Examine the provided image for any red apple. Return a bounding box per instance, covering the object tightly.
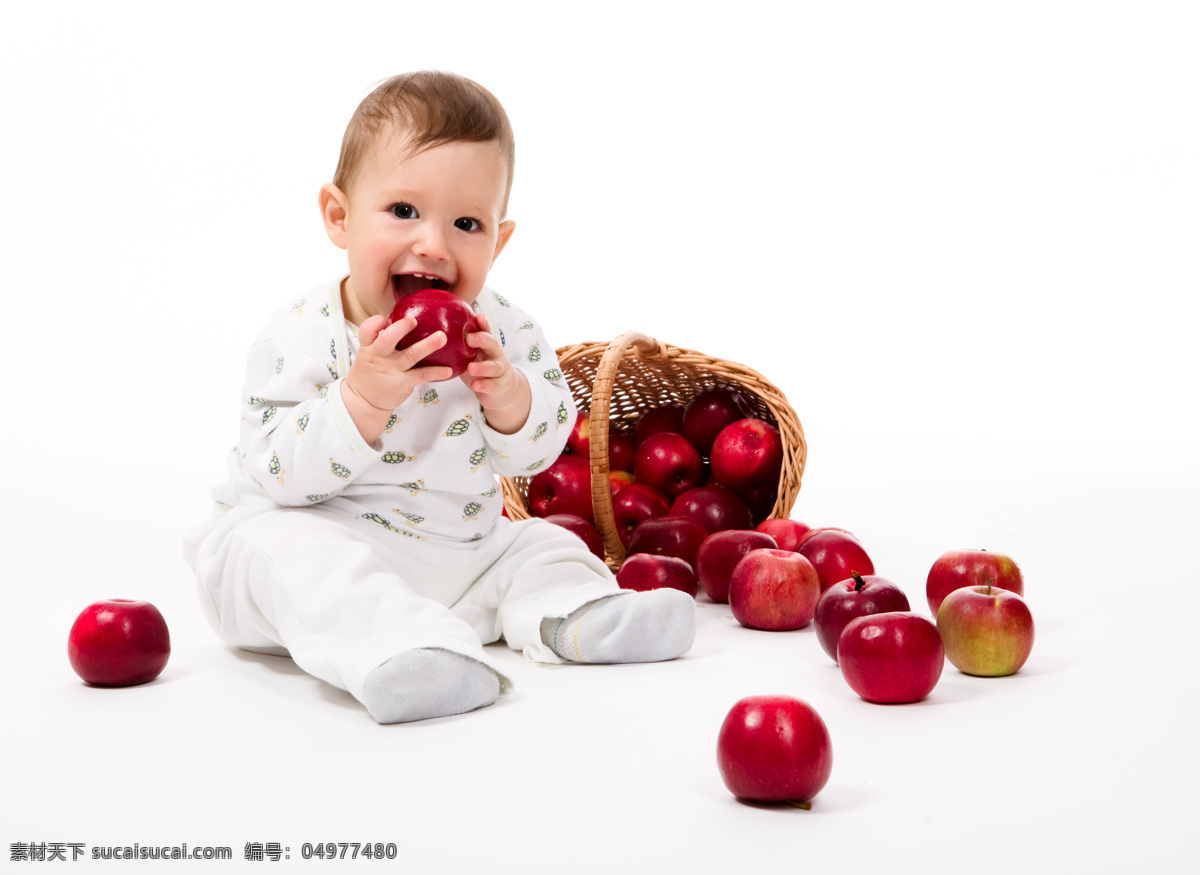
[670,484,754,534]
[626,514,709,567]
[795,526,858,549]
[695,529,778,603]
[388,288,479,378]
[527,455,594,522]
[608,432,637,473]
[67,599,171,687]
[813,571,912,663]
[710,418,783,500]
[717,695,832,808]
[611,483,672,549]
[635,403,685,446]
[682,385,755,455]
[634,432,705,498]
[755,518,812,552]
[937,584,1035,676]
[571,415,638,474]
[616,553,698,596]
[566,410,590,456]
[543,514,605,562]
[796,529,875,593]
[837,612,944,704]
[728,548,821,631]
[926,548,1024,616]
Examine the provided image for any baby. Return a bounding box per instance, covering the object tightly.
[183,71,695,723]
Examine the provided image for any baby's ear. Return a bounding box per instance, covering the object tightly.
[319,183,349,249]
[492,219,516,264]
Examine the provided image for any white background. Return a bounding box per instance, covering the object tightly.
[2,1,1196,872]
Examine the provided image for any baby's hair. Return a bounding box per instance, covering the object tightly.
[333,71,515,215]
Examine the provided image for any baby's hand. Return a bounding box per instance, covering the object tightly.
[341,315,454,440]
[463,315,531,434]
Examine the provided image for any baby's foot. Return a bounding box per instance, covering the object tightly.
[362,648,500,724]
[540,589,696,664]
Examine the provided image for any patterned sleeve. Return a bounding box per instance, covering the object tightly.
[236,297,380,506]
[473,290,576,477]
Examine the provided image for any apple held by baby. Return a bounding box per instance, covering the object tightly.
[388,288,481,378]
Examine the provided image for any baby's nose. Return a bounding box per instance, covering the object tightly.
[413,226,450,261]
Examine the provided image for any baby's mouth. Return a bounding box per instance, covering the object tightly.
[393,273,451,300]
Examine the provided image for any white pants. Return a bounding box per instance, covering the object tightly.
[184,503,620,703]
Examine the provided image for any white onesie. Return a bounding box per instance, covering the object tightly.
[184,278,621,704]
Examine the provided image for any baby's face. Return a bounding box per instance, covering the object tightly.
[334,132,514,325]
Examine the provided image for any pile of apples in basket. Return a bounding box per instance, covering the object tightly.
[524,384,1035,809]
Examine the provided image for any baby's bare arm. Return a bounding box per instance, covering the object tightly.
[462,314,531,435]
[342,315,454,444]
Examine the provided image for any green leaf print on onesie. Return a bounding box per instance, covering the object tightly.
[269,453,285,485]
[330,459,352,480]
[557,401,570,426]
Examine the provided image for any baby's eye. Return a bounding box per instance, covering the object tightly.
[391,203,418,220]
[455,217,481,232]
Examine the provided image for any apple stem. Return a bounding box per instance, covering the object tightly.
[786,800,813,810]
[986,577,995,595]
[851,571,867,592]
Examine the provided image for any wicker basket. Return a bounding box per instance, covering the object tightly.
[502,331,807,569]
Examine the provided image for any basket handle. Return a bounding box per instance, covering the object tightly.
[590,331,666,563]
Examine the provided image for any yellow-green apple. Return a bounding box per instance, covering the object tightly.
[635,403,685,446]
[717,695,832,808]
[796,529,875,592]
[814,572,911,663]
[670,484,753,534]
[612,483,672,548]
[926,548,1024,616]
[710,418,783,500]
[608,470,636,498]
[543,514,605,562]
[627,514,708,567]
[616,553,698,596]
[837,612,944,704]
[755,518,812,551]
[388,288,480,378]
[634,433,705,498]
[937,584,1034,676]
[682,385,755,455]
[67,599,171,687]
[695,529,778,603]
[528,456,594,522]
[728,548,821,631]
